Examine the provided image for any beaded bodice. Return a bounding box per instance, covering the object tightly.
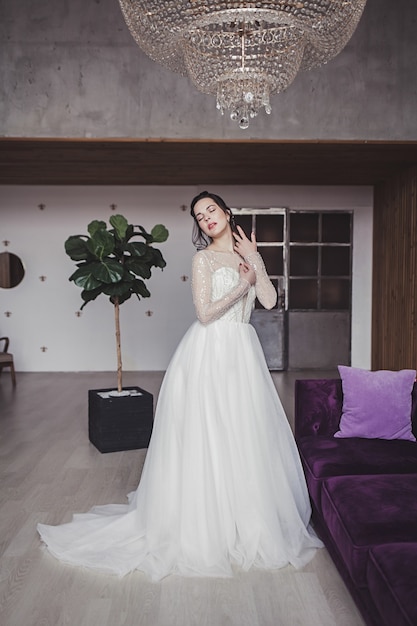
[191,249,277,325]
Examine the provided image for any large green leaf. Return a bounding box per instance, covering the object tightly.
[88,220,107,237]
[65,236,92,261]
[92,259,125,284]
[131,279,151,298]
[109,214,129,241]
[87,230,115,260]
[131,243,154,263]
[127,241,148,257]
[102,281,132,297]
[69,265,103,290]
[149,247,167,269]
[80,286,103,309]
[124,224,134,242]
[151,224,169,243]
[103,282,134,305]
[125,257,152,279]
[122,269,135,282]
[111,291,132,305]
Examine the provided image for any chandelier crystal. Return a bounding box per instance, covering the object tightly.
[118,1,368,129]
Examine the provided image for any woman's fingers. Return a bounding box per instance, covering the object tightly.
[233,225,257,257]
[234,225,257,245]
[239,262,256,284]
[235,225,250,242]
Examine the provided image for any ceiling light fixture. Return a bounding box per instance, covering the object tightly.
[118,1,368,129]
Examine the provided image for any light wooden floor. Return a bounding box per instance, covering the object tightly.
[0,371,365,626]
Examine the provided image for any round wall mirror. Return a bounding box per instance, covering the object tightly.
[0,252,25,288]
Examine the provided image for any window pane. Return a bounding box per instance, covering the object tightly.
[290,246,318,276]
[256,214,284,242]
[233,214,252,237]
[322,213,351,243]
[322,247,351,276]
[289,279,318,309]
[290,213,318,242]
[321,279,350,309]
[259,246,283,275]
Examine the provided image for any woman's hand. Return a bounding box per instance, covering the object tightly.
[233,225,257,259]
[239,262,256,285]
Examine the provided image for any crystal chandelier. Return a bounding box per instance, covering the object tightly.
[118,1,368,129]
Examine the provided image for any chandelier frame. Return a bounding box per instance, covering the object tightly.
[118,1,368,128]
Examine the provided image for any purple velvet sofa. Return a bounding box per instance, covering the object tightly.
[294,378,417,626]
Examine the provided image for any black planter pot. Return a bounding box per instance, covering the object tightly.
[88,386,153,453]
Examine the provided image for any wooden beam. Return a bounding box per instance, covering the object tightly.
[1,138,417,186]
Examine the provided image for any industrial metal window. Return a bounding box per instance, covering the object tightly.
[233,208,353,312]
[233,208,285,310]
[288,211,352,311]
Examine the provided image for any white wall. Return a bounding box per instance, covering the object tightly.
[0,185,373,372]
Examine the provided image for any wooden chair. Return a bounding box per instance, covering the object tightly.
[0,337,16,386]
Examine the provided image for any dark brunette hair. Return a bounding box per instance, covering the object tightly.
[190,190,237,249]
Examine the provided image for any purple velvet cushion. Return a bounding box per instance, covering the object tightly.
[335,366,416,441]
[321,474,417,587]
[367,543,417,626]
[298,436,417,511]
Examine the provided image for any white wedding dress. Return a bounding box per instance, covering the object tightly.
[37,249,322,581]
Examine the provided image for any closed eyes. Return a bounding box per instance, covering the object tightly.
[196,205,217,222]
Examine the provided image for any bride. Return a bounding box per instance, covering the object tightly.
[37,190,322,581]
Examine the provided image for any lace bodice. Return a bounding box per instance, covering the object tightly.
[191,249,277,324]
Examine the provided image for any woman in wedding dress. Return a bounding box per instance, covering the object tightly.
[37,191,322,581]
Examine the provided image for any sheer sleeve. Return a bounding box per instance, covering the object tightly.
[245,252,277,310]
[191,252,251,324]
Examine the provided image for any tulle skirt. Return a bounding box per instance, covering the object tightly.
[38,319,322,581]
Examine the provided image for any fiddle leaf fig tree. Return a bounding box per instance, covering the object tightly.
[65,214,169,395]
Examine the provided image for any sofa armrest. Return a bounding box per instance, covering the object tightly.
[412,382,417,437]
[294,379,343,439]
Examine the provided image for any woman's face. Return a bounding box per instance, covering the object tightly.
[192,197,230,239]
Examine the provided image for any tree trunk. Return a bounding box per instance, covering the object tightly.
[114,297,123,393]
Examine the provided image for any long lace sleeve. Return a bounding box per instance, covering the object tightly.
[192,252,251,324]
[245,252,277,310]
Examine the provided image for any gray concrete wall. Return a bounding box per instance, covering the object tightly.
[1,0,416,140]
